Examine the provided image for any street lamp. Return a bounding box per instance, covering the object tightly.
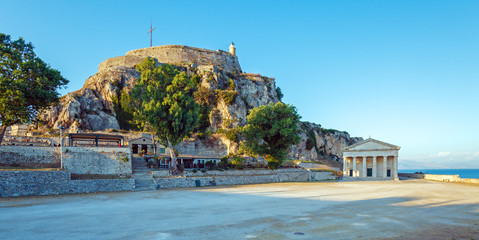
[59,125,64,169]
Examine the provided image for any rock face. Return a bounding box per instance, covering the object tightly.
[36,45,361,160]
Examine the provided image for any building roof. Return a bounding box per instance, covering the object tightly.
[68,133,124,141]
[158,154,222,159]
[343,138,400,152]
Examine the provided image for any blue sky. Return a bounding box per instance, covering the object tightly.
[1,0,478,169]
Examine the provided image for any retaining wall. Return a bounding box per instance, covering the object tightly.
[153,168,311,189]
[63,147,132,174]
[310,171,337,181]
[0,146,60,168]
[153,169,310,180]
[0,171,134,198]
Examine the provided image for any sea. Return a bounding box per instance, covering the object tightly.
[400,169,479,179]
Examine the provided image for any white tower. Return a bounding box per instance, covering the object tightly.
[229,42,236,55]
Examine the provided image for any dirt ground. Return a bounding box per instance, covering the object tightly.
[0,179,478,240]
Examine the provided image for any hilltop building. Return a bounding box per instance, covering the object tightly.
[342,138,400,180]
[229,42,236,55]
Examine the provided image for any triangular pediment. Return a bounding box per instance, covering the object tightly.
[343,138,400,151]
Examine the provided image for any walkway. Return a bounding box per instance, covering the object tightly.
[0,180,478,239]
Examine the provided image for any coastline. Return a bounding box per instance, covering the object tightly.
[399,172,479,184]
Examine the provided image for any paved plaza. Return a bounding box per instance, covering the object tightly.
[1,179,478,239]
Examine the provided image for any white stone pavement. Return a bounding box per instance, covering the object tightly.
[0,180,478,240]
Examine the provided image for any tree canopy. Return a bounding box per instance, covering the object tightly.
[132,58,200,174]
[242,102,301,169]
[0,33,68,143]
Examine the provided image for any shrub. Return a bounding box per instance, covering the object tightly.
[194,85,214,105]
[218,156,230,169]
[205,160,215,169]
[228,79,235,90]
[231,155,246,169]
[215,89,238,105]
[275,87,283,101]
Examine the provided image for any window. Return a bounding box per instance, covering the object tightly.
[159,148,165,153]
[367,168,372,177]
[349,170,353,177]
[387,169,391,177]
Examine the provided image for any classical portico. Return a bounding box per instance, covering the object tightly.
[342,138,400,180]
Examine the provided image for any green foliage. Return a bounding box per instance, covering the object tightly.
[320,127,348,135]
[112,89,138,130]
[192,85,213,134]
[275,87,283,101]
[132,58,200,161]
[214,89,238,105]
[195,104,211,134]
[241,102,301,169]
[306,129,319,153]
[228,79,235,90]
[0,33,68,128]
[230,154,246,169]
[225,127,241,143]
[194,85,214,105]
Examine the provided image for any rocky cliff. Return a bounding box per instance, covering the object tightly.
[36,45,361,161]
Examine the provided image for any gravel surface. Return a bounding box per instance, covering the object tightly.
[1,179,478,239]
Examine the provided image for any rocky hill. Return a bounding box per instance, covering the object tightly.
[35,45,362,161]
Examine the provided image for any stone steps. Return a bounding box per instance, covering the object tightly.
[133,173,156,191]
[132,157,149,172]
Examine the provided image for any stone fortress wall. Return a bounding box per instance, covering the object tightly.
[63,147,132,175]
[0,146,132,175]
[98,45,242,73]
[0,146,60,168]
[0,171,134,198]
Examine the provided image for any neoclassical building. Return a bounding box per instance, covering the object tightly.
[342,138,400,180]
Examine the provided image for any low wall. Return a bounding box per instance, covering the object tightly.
[0,171,134,198]
[310,171,336,181]
[63,147,131,174]
[0,146,60,168]
[153,168,310,189]
[399,173,479,184]
[298,162,340,171]
[153,169,309,180]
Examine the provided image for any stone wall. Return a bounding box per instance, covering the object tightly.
[99,45,242,73]
[0,146,60,168]
[153,168,311,189]
[63,147,132,174]
[0,171,134,198]
[310,171,337,181]
[399,173,479,184]
[298,162,340,171]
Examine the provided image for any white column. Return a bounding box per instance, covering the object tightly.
[362,156,367,177]
[393,156,398,179]
[343,156,348,176]
[352,157,357,177]
[383,156,388,177]
[373,156,377,177]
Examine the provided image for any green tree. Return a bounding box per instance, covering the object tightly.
[132,58,200,174]
[242,102,301,169]
[0,33,68,144]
